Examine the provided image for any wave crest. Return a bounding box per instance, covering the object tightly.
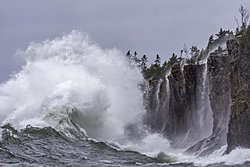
[0,31,144,142]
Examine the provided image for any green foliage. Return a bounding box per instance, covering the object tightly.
[143,53,181,80]
[169,53,178,65]
[239,25,250,51]
[143,54,163,79]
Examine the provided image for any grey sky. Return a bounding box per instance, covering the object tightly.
[1,0,250,82]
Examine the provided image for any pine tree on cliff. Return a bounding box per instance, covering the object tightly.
[129,51,140,64]
[126,50,131,59]
[180,49,183,58]
[154,54,161,67]
[169,53,178,65]
[140,55,148,71]
[162,60,168,69]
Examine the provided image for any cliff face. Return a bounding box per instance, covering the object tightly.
[145,63,212,148]
[144,28,250,155]
[226,39,250,153]
[167,63,213,147]
[144,76,169,131]
[187,51,231,156]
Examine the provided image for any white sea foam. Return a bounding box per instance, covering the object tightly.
[191,146,250,166]
[120,132,171,157]
[0,31,144,142]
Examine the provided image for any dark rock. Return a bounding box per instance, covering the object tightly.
[167,63,212,148]
[225,39,250,153]
[144,29,250,156]
[145,63,212,148]
[187,52,231,156]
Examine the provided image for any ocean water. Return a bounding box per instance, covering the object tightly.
[0,31,250,167]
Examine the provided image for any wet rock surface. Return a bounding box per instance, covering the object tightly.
[226,39,250,153]
[144,30,250,156]
[187,51,231,156]
[145,63,212,148]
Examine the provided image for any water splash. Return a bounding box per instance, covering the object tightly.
[0,31,144,142]
[193,146,250,166]
[155,78,163,107]
[199,60,213,132]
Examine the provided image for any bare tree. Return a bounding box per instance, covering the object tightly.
[239,5,249,27]
[234,16,240,28]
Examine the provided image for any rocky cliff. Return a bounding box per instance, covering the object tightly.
[225,38,250,153]
[144,62,212,148]
[187,50,231,156]
[143,26,250,155]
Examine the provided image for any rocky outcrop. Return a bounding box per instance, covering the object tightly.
[187,51,231,156]
[225,39,250,153]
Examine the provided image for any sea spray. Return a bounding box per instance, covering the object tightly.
[191,147,250,166]
[0,31,145,142]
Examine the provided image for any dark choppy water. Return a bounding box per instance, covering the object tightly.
[0,124,179,167]
[0,125,249,167]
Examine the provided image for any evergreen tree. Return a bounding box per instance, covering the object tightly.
[134,51,137,57]
[126,50,131,59]
[180,49,183,57]
[209,35,214,43]
[162,60,168,69]
[140,55,148,70]
[215,28,226,38]
[131,51,140,64]
[154,54,161,67]
[169,53,178,65]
